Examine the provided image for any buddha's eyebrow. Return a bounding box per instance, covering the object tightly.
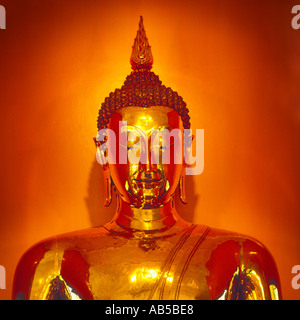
[126,126,172,136]
[149,126,171,132]
[125,125,135,131]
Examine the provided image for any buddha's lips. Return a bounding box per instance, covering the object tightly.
[134,178,162,183]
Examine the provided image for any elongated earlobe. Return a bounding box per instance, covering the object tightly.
[102,163,113,207]
[179,174,188,204]
[94,137,113,207]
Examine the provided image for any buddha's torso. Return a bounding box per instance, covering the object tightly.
[14,222,279,300]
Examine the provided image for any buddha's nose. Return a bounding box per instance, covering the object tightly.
[139,161,157,177]
[138,169,153,180]
[137,154,161,180]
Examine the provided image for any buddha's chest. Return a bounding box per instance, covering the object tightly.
[84,236,211,300]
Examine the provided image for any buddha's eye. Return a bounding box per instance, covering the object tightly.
[159,142,174,150]
[127,146,134,151]
[127,143,139,151]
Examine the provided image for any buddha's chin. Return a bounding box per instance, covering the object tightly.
[127,187,167,209]
[133,199,163,209]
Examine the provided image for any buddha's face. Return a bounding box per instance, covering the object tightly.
[107,106,184,208]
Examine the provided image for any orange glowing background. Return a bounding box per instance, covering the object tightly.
[0,0,299,300]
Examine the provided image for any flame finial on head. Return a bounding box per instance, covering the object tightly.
[97,16,191,131]
[130,16,153,70]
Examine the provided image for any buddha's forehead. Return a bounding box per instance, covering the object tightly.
[109,106,182,131]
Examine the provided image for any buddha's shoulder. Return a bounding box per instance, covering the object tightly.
[13,227,109,299]
[15,226,111,268]
[193,225,277,268]
[205,226,262,243]
[202,226,271,253]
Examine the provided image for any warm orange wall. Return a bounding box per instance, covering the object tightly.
[0,0,299,300]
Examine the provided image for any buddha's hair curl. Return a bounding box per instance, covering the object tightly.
[97,69,191,131]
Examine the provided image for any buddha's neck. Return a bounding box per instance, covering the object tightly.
[112,194,185,232]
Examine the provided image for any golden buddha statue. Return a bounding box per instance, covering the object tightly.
[12,17,281,300]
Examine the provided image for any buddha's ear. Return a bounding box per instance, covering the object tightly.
[179,152,189,205]
[179,169,188,205]
[103,165,113,207]
[93,137,113,207]
[93,137,100,148]
[179,133,196,205]
[100,160,113,207]
[183,133,194,167]
[94,138,105,165]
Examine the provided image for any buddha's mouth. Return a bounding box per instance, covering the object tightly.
[134,178,164,190]
[134,178,162,183]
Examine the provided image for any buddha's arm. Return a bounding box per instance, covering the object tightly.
[226,239,281,300]
[12,241,67,300]
[226,264,280,300]
[13,242,93,300]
